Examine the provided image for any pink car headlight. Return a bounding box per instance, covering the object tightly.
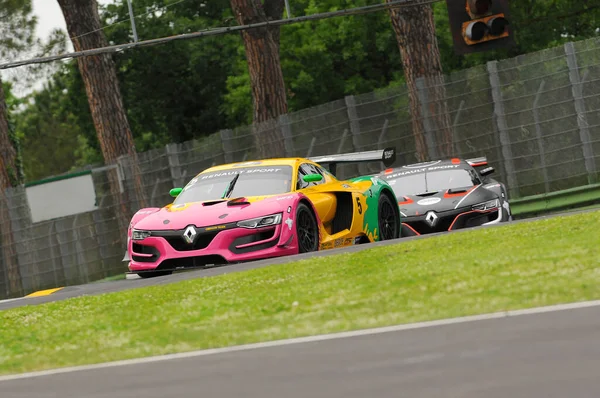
[132,229,151,240]
[236,213,282,229]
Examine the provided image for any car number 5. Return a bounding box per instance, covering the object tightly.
[356,197,362,214]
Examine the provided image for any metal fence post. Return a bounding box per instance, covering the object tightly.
[452,100,465,155]
[564,41,597,185]
[47,221,64,289]
[344,95,368,175]
[337,129,348,154]
[72,214,89,283]
[415,77,439,161]
[532,80,550,193]
[487,60,519,198]
[278,114,295,157]
[305,137,317,157]
[165,143,182,187]
[219,129,235,164]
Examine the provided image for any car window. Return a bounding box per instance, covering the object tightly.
[385,167,481,198]
[175,165,293,204]
[297,163,326,189]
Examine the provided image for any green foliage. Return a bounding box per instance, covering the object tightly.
[0,0,37,186]
[1,81,25,186]
[0,0,36,57]
[224,0,402,122]
[5,104,24,186]
[15,67,101,181]
[103,0,240,147]
[434,0,600,70]
[11,0,600,182]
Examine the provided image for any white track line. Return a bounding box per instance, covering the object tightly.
[1,299,600,382]
[0,298,24,304]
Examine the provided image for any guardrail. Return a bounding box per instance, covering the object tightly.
[510,183,600,218]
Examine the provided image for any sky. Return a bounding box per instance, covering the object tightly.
[32,0,68,40]
[32,0,114,43]
[7,0,114,96]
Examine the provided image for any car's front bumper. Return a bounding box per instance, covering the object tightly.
[127,223,297,272]
[401,206,504,236]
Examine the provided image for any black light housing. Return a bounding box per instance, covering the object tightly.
[445,0,514,54]
[487,15,509,35]
[467,0,492,16]
[465,21,487,40]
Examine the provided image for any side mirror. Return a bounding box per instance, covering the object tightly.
[479,166,495,176]
[169,187,183,197]
[302,174,323,183]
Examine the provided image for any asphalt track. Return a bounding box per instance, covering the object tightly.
[2,302,600,397]
[1,207,597,311]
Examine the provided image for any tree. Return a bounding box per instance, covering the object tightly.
[102,0,239,145]
[387,0,453,161]
[13,0,600,179]
[0,77,23,297]
[229,0,288,157]
[225,0,402,123]
[0,0,38,297]
[0,81,22,188]
[16,74,90,181]
[56,0,147,239]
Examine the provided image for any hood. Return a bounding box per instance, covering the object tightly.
[133,195,292,231]
[397,184,498,217]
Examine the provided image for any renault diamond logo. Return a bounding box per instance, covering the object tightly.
[425,211,438,227]
[183,225,197,244]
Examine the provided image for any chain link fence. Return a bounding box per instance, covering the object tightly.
[1,37,599,299]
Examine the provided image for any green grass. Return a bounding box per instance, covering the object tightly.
[2,210,600,375]
[515,202,600,220]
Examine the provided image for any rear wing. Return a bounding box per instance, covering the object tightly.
[465,156,495,176]
[465,156,488,167]
[309,147,396,175]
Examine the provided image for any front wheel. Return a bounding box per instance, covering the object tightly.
[378,193,400,241]
[502,199,513,222]
[296,203,319,253]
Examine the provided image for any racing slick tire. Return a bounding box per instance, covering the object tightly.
[136,270,173,278]
[377,193,400,241]
[296,202,319,253]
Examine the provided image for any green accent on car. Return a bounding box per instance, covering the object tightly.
[363,187,381,241]
[169,187,183,197]
[303,173,323,183]
[349,175,400,242]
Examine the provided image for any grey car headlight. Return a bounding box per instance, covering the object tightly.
[132,229,151,240]
[472,199,500,211]
[237,213,282,229]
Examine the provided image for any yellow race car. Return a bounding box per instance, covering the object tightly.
[125,148,401,276]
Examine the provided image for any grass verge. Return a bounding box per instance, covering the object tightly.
[1,210,599,375]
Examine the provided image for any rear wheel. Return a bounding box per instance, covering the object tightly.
[296,203,319,253]
[378,193,400,241]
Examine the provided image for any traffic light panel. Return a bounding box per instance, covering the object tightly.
[446,0,514,54]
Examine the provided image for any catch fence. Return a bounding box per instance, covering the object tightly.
[1,37,599,299]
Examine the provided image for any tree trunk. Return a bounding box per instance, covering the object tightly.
[57,0,147,240]
[387,1,453,161]
[0,76,22,298]
[230,0,287,158]
[0,79,17,187]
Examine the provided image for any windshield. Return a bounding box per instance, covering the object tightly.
[386,168,481,198]
[174,165,293,204]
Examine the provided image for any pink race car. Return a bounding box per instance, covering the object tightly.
[123,149,399,278]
